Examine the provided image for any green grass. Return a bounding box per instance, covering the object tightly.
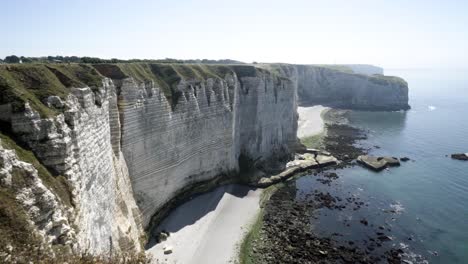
[0,64,70,117]
[238,184,282,264]
[369,74,407,86]
[238,210,264,264]
[313,64,354,74]
[0,187,41,250]
[0,62,288,116]
[0,132,68,253]
[46,64,103,90]
[230,65,258,78]
[300,131,325,149]
[0,63,106,117]
[93,63,236,109]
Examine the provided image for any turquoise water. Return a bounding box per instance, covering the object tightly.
[297,69,468,263]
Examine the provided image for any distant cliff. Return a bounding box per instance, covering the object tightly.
[0,62,408,257]
[262,64,409,110]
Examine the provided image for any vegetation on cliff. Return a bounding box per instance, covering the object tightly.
[0,62,246,116]
[0,132,149,263]
[0,132,72,206]
[0,61,407,118]
[0,132,68,260]
[0,64,104,117]
[92,63,238,109]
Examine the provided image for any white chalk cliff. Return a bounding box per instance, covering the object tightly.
[0,63,408,255]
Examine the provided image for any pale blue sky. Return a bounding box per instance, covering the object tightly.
[1,0,467,68]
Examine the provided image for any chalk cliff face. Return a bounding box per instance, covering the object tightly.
[112,66,297,227]
[264,64,410,110]
[296,65,409,110]
[2,81,143,254]
[0,62,408,255]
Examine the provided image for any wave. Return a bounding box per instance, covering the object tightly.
[390,201,405,214]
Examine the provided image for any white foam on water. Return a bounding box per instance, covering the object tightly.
[428,105,436,111]
[390,201,405,214]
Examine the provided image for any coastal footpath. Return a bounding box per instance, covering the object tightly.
[0,63,409,259]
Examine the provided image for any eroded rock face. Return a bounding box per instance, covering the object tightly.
[118,70,297,226]
[0,141,74,246]
[7,81,143,254]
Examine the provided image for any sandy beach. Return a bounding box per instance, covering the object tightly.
[297,105,328,138]
[147,184,262,264]
[146,106,328,264]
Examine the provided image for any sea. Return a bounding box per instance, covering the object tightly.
[296,69,468,263]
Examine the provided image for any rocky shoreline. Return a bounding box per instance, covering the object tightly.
[243,111,410,264]
[250,182,404,264]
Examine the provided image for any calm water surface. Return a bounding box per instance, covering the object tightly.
[296,69,468,263]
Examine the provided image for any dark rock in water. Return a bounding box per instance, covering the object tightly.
[377,235,392,242]
[379,157,400,167]
[357,155,387,171]
[400,157,410,162]
[378,157,398,166]
[357,155,400,171]
[360,219,369,226]
[451,153,468,161]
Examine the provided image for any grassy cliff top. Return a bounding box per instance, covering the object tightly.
[261,63,407,87]
[0,62,405,118]
[368,74,408,86]
[92,63,237,105]
[0,64,103,117]
[0,63,271,117]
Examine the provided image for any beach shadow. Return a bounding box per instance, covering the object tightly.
[145,184,255,249]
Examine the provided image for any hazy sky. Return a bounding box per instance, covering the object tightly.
[1,0,467,68]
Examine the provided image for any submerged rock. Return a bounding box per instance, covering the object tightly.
[400,157,410,162]
[451,153,468,161]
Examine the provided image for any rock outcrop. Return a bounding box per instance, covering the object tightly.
[0,140,74,247]
[0,62,409,255]
[357,155,401,171]
[451,153,468,160]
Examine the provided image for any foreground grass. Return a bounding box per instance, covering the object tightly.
[0,247,149,264]
[238,184,283,264]
[238,209,264,264]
